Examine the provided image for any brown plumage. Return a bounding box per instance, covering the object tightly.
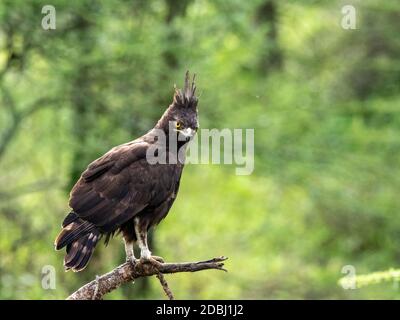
[55,71,199,271]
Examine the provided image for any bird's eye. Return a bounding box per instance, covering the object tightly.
[176,122,183,129]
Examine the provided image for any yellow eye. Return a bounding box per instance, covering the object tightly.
[176,122,182,129]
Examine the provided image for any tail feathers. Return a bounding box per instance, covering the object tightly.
[64,231,100,272]
[62,211,79,227]
[54,219,95,250]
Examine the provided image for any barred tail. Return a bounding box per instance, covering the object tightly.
[54,213,100,272]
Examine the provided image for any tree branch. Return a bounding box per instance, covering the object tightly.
[156,272,174,300]
[67,256,228,300]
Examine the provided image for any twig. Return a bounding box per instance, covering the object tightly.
[156,272,174,300]
[67,256,228,300]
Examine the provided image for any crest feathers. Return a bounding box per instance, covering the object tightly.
[172,70,198,109]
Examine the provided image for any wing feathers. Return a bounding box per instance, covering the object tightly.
[62,211,78,227]
[82,161,113,182]
[59,141,161,271]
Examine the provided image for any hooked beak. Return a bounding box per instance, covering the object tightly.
[177,128,196,142]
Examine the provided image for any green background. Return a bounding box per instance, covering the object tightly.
[0,0,399,299]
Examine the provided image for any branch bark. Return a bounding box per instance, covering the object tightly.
[67,256,228,300]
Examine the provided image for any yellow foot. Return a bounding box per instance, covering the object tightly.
[140,256,163,268]
[151,255,165,263]
[126,256,139,266]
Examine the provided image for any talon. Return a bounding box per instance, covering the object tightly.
[140,256,163,268]
[151,255,165,263]
[127,256,138,266]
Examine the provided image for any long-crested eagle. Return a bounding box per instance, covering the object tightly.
[55,71,199,271]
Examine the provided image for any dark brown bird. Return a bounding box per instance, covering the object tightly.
[55,71,199,271]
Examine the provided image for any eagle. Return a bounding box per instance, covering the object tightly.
[55,71,199,272]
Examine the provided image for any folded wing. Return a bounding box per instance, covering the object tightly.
[69,141,152,232]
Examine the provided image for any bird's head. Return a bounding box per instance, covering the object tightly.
[156,71,199,142]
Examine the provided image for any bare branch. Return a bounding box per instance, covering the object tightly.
[156,272,174,300]
[67,256,228,300]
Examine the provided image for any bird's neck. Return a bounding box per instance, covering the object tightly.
[154,106,173,130]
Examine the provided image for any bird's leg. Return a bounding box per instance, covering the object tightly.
[123,237,137,265]
[134,217,164,266]
[134,217,151,259]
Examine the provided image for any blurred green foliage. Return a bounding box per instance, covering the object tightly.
[0,0,400,299]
